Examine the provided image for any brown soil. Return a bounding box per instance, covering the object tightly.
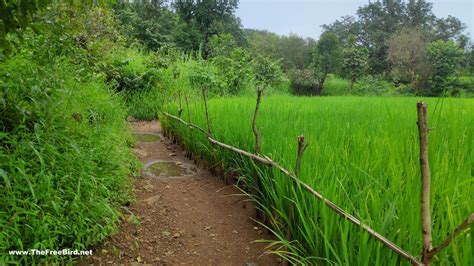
[81,120,278,265]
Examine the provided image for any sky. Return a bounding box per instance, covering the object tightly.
[236,0,474,40]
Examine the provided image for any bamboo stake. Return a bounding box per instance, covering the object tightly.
[252,89,263,154]
[161,111,423,265]
[417,102,433,265]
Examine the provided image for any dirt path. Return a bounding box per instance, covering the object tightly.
[83,120,277,265]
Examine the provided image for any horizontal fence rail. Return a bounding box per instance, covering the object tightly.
[161,110,423,265]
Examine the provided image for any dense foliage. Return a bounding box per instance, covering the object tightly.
[0,4,139,264]
[323,0,471,95]
[426,40,465,96]
[245,0,473,96]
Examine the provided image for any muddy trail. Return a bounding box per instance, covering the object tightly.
[83,120,278,265]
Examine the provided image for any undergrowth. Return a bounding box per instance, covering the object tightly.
[0,5,139,264]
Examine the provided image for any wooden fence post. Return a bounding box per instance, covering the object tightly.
[417,102,433,265]
[184,94,193,158]
[177,91,183,118]
[285,135,307,265]
[416,102,474,265]
[252,89,263,154]
[202,87,212,137]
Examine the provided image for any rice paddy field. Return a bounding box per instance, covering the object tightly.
[161,96,473,265]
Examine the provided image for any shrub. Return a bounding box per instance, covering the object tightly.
[323,74,351,95]
[0,56,138,264]
[455,75,474,97]
[0,5,139,264]
[353,75,396,95]
[288,68,320,95]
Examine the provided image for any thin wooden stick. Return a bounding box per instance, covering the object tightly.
[162,111,209,137]
[252,89,263,154]
[161,111,422,265]
[295,135,307,177]
[184,94,193,150]
[208,137,271,165]
[425,213,474,261]
[202,87,212,137]
[162,111,270,164]
[285,135,307,265]
[177,91,183,118]
[417,102,433,265]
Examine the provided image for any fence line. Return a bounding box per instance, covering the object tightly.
[161,110,423,265]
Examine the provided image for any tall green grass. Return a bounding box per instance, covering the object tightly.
[0,53,139,265]
[161,96,473,265]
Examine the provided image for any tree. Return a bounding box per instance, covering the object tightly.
[245,29,315,71]
[245,29,280,61]
[426,40,464,95]
[173,0,244,55]
[312,32,342,94]
[250,54,286,154]
[342,39,368,89]
[288,68,320,95]
[278,33,315,70]
[1,0,52,56]
[207,33,237,58]
[434,15,466,42]
[404,0,435,29]
[113,1,180,51]
[252,54,285,93]
[387,27,430,94]
[211,45,254,95]
[469,44,474,73]
[322,16,361,46]
[323,0,468,76]
[356,0,405,74]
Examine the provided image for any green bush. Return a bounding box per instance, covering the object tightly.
[0,55,138,264]
[455,76,474,97]
[0,4,139,264]
[323,74,351,95]
[100,47,157,92]
[353,75,396,95]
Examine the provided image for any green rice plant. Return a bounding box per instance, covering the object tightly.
[161,95,473,265]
